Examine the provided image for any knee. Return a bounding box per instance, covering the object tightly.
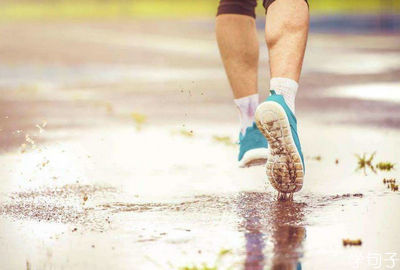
[217,0,258,19]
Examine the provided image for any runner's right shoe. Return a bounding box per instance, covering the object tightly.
[255,90,305,199]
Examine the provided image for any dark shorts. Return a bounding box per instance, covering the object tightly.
[217,0,308,18]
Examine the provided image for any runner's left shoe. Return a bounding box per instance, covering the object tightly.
[238,123,269,168]
[255,90,305,199]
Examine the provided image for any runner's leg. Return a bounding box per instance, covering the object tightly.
[216,1,269,167]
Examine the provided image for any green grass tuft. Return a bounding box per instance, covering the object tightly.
[376,162,395,172]
[355,152,376,175]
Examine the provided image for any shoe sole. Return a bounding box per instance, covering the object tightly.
[255,101,304,195]
[238,148,269,168]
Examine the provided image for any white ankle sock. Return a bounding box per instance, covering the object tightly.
[270,77,298,113]
[234,94,259,135]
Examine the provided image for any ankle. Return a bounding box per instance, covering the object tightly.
[270,77,298,113]
[234,94,259,135]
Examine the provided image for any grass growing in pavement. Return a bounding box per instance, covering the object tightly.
[1,0,399,21]
[179,266,217,270]
[179,129,194,137]
[212,135,236,147]
[130,112,147,130]
[376,161,395,172]
[355,152,376,175]
[356,152,396,175]
[178,249,233,270]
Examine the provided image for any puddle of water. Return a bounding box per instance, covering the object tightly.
[0,122,399,269]
[0,186,381,270]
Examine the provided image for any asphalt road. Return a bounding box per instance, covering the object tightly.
[0,20,399,270]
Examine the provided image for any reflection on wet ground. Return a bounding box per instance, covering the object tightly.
[237,192,305,270]
[0,183,370,269]
[0,184,364,225]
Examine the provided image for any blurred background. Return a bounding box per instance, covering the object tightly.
[1,0,399,145]
[1,0,400,32]
[1,0,399,29]
[1,0,400,21]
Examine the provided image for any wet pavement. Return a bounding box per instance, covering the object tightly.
[0,20,400,269]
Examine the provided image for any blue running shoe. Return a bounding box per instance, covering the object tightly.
[238,122,269,168]
[255,90,305,196]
